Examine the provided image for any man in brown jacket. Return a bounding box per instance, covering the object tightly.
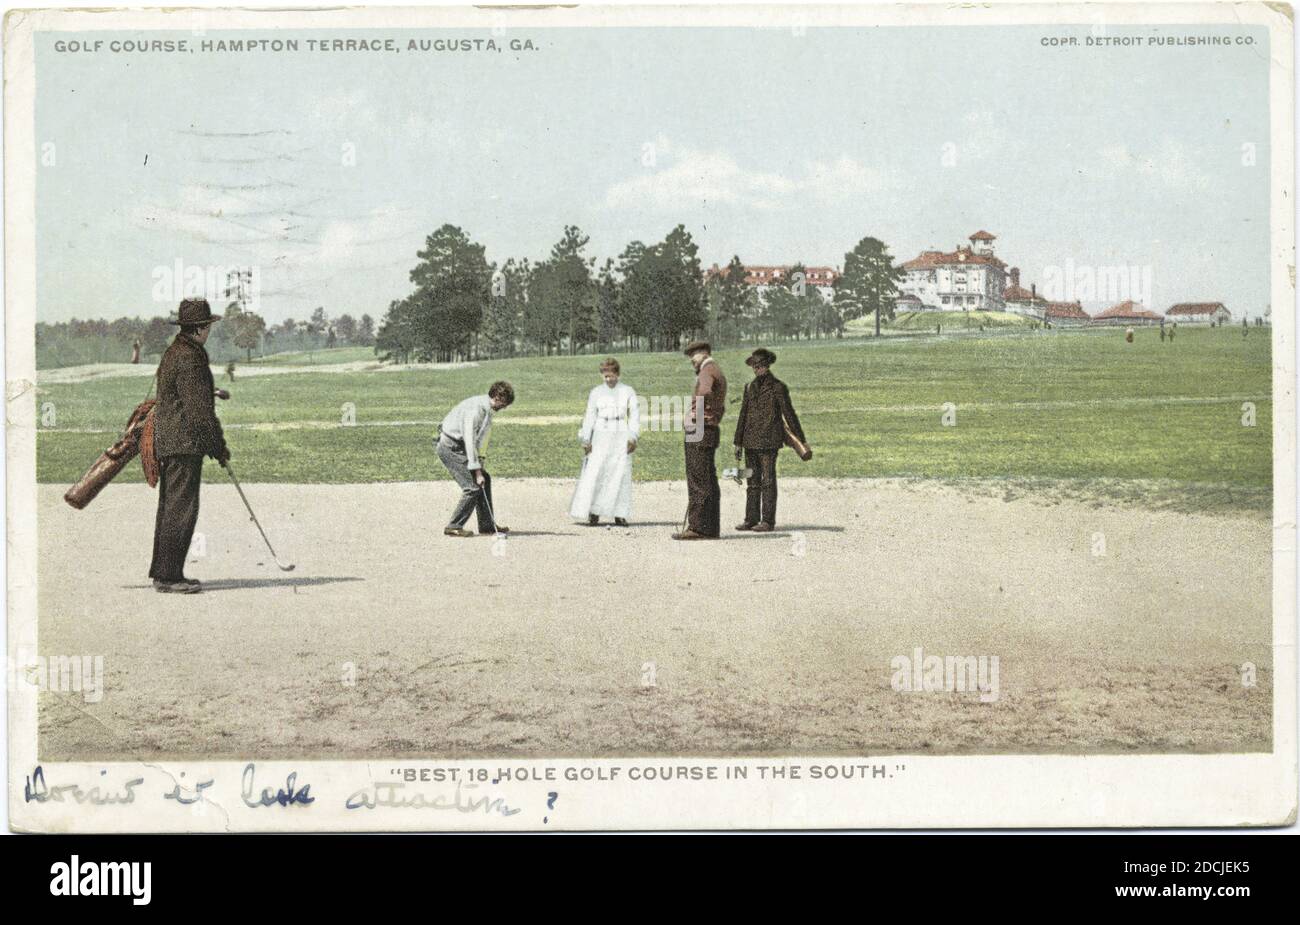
[733,348,806,532]
[149,298,229,593]
[673,340,726,540]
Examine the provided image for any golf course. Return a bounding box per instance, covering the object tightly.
[36,326,1272,511]
[33,324,1275,760]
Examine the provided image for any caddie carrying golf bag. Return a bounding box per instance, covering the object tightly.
[63,399,159,510]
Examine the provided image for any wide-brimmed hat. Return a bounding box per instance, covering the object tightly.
[682,340,711,356]
[168,298,221,326]
[745,348,777,368]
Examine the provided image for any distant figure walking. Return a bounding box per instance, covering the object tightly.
[130,338,141,364]
[226,361,237,383]
[1125,326,1135,344]
[1169,322,1177,342]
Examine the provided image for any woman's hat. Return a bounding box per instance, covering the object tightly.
[168,298,222,326]
[745,348,777,367]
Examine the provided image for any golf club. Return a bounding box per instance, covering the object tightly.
[479,482,506,539]
[223,462,296,571]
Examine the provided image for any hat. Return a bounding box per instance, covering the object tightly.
[169,298,221,326]
[745,348,777,368]
[682,340,711,356]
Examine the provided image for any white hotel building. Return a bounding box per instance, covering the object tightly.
[897,231,1009,311]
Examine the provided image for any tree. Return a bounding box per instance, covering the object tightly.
[375,298,417,364]
[483,259,527,358]
[407,224,491,361]
[232,311,266,361]
[616,241,651,350]
[357,314,375,346]
[714,256,754,345]
[526,226,596,356]
[760,283,803,342]
[613,227,707,351]
[596,259,620,350]
[141,317,172,356]
[335,313,358,344]
[835,237,904,337]
[657,224,708,349]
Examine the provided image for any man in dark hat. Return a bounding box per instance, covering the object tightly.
[733,347,806,532]
[149,298,229,593]
[673,340,726,540]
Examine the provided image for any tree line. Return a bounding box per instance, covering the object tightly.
[35,226,905,368]
[35,305,376,369]
[375,223,906,363]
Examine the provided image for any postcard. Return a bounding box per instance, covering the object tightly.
[5,3,1295,831]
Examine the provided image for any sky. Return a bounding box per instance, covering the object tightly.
[34,22,1273,325]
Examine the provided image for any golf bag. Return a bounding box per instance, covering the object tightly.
[63,399,158,510]
[783,417,813,461]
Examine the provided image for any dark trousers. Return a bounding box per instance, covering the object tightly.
[437,438,497,532]
[744,448,779,526]
[149,454,203,581]
[684,427,721,537]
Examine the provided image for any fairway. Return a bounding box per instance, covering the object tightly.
[37,327,1272,512]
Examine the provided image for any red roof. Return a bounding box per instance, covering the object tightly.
[901,246,1007,271]
[706,264,839,287]
[1167,302,1228,316]
[1003,284,1045,303]
[969,230,996,241]
[1094,300,1163,320]
[1044,301,1089,319]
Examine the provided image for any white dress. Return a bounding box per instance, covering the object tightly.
[569,382,639,520]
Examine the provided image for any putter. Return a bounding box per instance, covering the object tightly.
[479,482,506,539]
[223,462,296,571]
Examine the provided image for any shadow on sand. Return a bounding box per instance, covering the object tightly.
[125,576,364,592]
[623,522,847,536]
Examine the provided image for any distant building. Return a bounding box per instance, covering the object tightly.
[1166,302,1231,324]
[1002,267,1049,321]
[894,294,925,315]
[1092,300,1163,326]
[705,263,839,301]
[1043,301,1091,326]
[899,231,1008,312]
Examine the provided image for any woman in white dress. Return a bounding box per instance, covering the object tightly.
[569,358,639,526]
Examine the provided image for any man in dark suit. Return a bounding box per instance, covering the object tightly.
[733,348,806,532]
[673,340,726,540]
[149,299,229,593]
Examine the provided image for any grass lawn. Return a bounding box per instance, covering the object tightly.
[236,345,378,367]
[847,309,1037,335]
[35,327,1271,509]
